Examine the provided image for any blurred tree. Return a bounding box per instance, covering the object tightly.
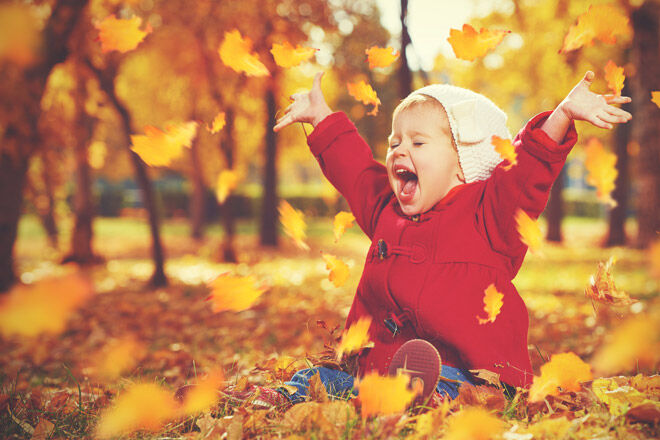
[398,0,412,98]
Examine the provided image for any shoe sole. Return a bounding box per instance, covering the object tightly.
[387,339,442,404]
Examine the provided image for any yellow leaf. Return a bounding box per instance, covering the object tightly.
[592,378,651,416]
[218,29,269,77]
[279,200,309,250]
[358,372,417,418]
[443,407,504,440]
[179,370,225,416]
[270,41,317,68]
[209,112,226,133]
[206,273,267,312]
[604,60,625,96]
[215,170,240,204]
[0,273,93,338]
[95,383,176,438]
[477,284,504,325]
[651,91,660,109]
[0,3,41,67]
[528,352,592,402]
[584,138,617,207]
[492,135,517,170]
[347,81,381,116]
[130,121,198,167]
[95,15,151,54]
[515,209,542,254]
[333,211,355,242]
[365,46,400,69]
[321,253,350,288]
[527,417,572,439]
[591,315,660,375]
[447,24,510,62]
[336,316,372,359]
[89,337,146,381]
[585,257,636,307]
[560,4,631,53]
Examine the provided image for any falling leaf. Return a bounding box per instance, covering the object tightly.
[209,112,226,133]
[89,337,146,381]
[0,3,41,67]
[347,81,380,116]
[321,253,350,288]
[443,407,504,440]
[560,4,631,53]
[477,284,504,324]
[95,383,176,438]
[447,24,510,61]
[270,41,317,68]
[492,135,517,170]
[604,60,625,96]
[584,138,617,207]
[279,200,309,250]
[0,273,93,338]
[215,170,240,204]
[178,370,225,416]
[515,209,542,253]
[650,240,660,279]
[333,211,355,242]
[336,316,372,359]
[585,257,636,307]
[130,121,198,167]
[651,91,660,109]
[95,15,152,53]
[591,315,660,375]
[365,46,400,69]
[206,273,267,312]
[218,29,269,77]
[358,372,417,418]
[528,352,592,402]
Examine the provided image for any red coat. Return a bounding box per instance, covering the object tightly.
[307,111,577,388]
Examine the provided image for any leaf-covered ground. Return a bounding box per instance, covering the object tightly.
[1,216,658,439]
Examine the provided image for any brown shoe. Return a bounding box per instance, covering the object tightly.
[388,339,442,406]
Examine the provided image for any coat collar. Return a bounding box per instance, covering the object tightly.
[393,181,481,221]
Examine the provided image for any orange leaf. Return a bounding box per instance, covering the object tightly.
[130,121,198,167]
[560,4,631,53]
[321,253,350,288]
[347,81,380,116]
[528,352,592,402]
[270,41,317,68]
[443,407,504,440]
[604,60,625,96]
[336,316,372,359]
[333,211,355,242]
[477,284,504,325]
[95,383,176,438]
[585,257,636,307]
[650,240,660,279]
[358,372,417,418]
[95,15,151,53]
[215,170,240,204]
[365,46,400,69]
[0,273,93,337]
[651,91,660,109]
[279,200,309,250]
[209,111,226,133]
[584,138,617,207]
[89,336,146,381]
[515,209,542,254]
[447,24,510,61]
[492,135,517,170]
[178,370,225,416]
[218,29,269,77]
[206,273,267,312]
[0,3,41,67]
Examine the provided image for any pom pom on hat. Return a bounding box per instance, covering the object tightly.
[409,84,511,183]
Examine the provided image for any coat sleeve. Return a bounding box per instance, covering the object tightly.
[307,112,393,239]
[479,111,578,270]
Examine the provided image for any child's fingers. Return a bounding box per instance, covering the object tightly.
[312,71,324,91]
[273,113,294,132]
[605,105,632,122]
[580,71,595,88]
[605,95,632,105]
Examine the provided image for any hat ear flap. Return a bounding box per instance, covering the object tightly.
[448,99,486,145]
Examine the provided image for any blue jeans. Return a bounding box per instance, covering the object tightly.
[279,365,473,403]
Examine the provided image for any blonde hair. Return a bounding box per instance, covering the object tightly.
[392,94,458,152]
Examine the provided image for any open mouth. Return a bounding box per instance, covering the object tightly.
[394,166,418,200]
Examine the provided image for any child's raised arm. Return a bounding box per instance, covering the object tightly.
[541,71,632,142]
[273,72,333,132]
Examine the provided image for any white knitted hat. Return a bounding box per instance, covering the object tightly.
[409,84,511,183]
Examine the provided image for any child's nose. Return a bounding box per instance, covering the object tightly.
[393,141,410,157]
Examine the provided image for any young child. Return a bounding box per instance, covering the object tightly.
[236,71,631,409]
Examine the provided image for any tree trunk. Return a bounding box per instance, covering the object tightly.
[604,81,631,247]
[220,109,237,262]
[398,0,412,98]
[260,76,279,247]
[631,3,660,248]
[189,137,206,240]
[40,156,59,249]
[0,0,89,292]
[545,168,565,242]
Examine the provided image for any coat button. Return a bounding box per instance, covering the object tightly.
[411,214,420,222]
[377,239,388,260]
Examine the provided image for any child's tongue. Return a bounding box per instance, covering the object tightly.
[401,177,417,197]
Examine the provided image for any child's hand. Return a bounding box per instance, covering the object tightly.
[558,71,632,129]
[273,72,333,132]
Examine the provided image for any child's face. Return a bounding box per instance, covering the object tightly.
[386,103,464,216]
